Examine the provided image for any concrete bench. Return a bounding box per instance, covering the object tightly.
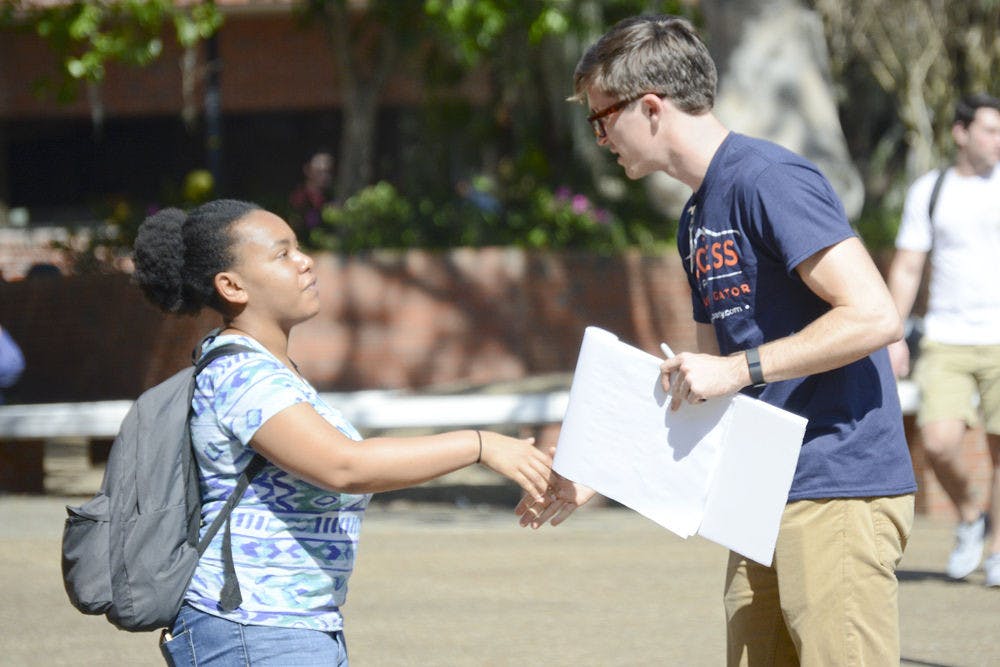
[0,390,571,440]
[0,390,571,492]
[0,381,919,492]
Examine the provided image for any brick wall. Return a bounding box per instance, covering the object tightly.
[291,249,698,391]
[0,248,697,400]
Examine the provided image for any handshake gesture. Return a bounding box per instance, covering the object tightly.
[514,470,597,529]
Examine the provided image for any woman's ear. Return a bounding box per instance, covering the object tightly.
[214,271,249,306]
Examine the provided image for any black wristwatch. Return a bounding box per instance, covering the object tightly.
[745,347,767,388]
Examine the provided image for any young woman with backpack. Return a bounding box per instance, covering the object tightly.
[132,199,553,665]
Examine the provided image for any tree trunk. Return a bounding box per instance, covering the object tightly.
[694,0,865,218]
[336,85,378,201]
[319,1,401,203]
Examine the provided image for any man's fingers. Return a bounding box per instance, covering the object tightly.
[530,499,564,527]
[549,502,578,526]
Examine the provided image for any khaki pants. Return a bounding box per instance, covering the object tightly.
[724,494,914,666]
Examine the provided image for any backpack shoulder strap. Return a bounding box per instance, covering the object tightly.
[199,452,267,612]
[927,166,949,224]
[195,454,267,557]
[194,342,257,375]
[188,338,268,612]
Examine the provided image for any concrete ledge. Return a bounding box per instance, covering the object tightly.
[0,390,571,440]
[0,381,917,441]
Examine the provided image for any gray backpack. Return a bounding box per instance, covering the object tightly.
[61,340,266,632]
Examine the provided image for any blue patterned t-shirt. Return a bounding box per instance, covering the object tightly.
[185,334,370,631]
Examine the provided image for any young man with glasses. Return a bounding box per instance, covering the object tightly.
[523,14,918,666]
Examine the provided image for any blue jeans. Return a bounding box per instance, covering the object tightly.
[161,604,349,666]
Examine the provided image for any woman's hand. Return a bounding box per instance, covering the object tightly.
[477,431,554,503]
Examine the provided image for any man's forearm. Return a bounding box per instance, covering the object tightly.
[753,303,900,384]
[885,249,927,319]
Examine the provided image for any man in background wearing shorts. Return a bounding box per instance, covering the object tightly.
[886,92,1000,587]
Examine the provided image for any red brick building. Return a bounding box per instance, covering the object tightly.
[0,1,487,230]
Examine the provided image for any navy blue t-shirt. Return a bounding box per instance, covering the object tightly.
[678,133,916,501]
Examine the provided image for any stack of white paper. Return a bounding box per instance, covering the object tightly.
[553,326,807,566]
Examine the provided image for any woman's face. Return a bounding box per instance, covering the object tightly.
[227,210,319,326]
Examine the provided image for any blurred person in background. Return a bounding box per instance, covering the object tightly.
[0,323,25,404]
[289,149,335,241]
[886,92,1000,587]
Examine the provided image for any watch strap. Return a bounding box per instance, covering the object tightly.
[746,347,766,387]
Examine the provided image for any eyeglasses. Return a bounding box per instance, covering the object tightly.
[586,92,665,139]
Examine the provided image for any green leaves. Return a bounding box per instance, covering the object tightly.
[2,0,222,98]
[309,180,651,254]
[174,2,223,47]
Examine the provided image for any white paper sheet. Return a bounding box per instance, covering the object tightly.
[553,326,807,565]
[696,395,806,565]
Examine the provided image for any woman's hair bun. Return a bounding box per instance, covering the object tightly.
[132,207,195,314]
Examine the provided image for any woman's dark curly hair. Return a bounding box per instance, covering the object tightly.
[132,199,261,315]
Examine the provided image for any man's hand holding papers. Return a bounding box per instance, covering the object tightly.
[515,327,806,566]
[660,352,750,411]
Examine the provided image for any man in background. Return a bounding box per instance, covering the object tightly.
[886,93,1000,587]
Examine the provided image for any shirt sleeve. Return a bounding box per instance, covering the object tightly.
[747,162,855,273]
[894,171,936,252]
[210,354,312,446]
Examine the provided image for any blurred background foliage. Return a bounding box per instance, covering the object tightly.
[815,0,1000,243]
[2,0,999,262]
[296,0,690,253]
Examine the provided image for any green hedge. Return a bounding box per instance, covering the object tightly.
[308,181,663,254]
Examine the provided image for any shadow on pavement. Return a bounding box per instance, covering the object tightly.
[897,569,968,584]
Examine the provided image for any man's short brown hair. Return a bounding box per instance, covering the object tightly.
[571,15,717,114]
[955,92,1000,128]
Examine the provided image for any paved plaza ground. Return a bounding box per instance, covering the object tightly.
[1,444,998,666]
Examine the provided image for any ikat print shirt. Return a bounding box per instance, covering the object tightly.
[186,334,370,631]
